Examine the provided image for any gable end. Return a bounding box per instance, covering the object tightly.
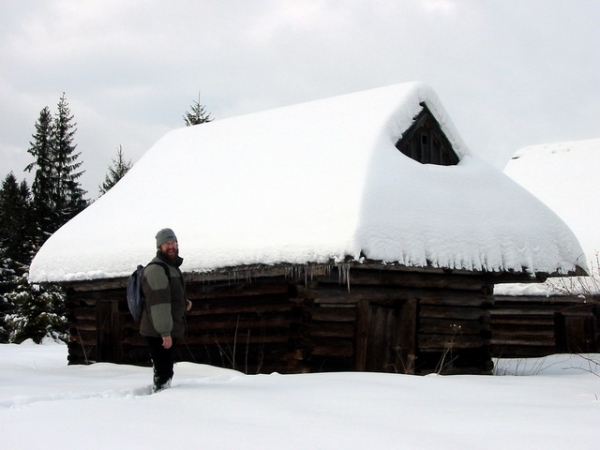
[395,103,460,166]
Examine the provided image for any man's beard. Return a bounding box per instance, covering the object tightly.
[160,247,179,260]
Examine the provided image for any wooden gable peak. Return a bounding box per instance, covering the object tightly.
[395,102,460,166]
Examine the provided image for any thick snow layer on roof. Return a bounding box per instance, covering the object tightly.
[29,82,585,283]
[504,138,600,262]
[496,138,600,295]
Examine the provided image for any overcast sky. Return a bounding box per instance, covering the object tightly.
[1,0,599,197]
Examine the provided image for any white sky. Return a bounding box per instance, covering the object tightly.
[1,0,599,196]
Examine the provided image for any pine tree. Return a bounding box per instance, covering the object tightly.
[12,94,88,344]
[0,255,15,343]
[183,92,213,126]
[0,173,35,267]
[51,93,88,227]
[99,145,133,195]
[4,276,67,344]
[0,173,35,343]
[25,106,55,247]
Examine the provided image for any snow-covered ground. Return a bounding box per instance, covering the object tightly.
[1,340,598,449]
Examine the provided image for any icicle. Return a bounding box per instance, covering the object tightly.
[336,263,351,291]
[304,266,308,287]
[345,263,350,291]
[345,264,350,289]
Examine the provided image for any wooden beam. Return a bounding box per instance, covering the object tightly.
[297,284,493,304]
[418,334,486,350]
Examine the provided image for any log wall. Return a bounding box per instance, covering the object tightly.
[64,265,500,375]
[490,295,600,358]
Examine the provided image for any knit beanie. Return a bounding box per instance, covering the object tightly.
[156,228,177,247]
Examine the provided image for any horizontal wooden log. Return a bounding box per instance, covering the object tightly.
[70,306,97,318]
[321,268,497,291]
[492,308,558,316]
[58,260,545,294]
[185,266,294,284]
[189,281,290,300]
[420,305,489,321]
[69,314,97,328]
[122,335,147,346]
[70,330,97,345]
[68,288,124,302]
[183,262,485,284]
[182,334,291,346]
[186,344,304,359]
[299,286,489,304]
[419,294,492,308]
[418,333,486,350]
[490,316,553,326]
[121,321,142,332]
[310,344,354,358]
[490,345,555,358]
[187,316,295,332]
[419,318,486,335]
[309,322,355,339]
[70,321,97,331]
[188,302,295,316]
[489,336,554,346]
[491,323,554,334]
[308,307,356,323]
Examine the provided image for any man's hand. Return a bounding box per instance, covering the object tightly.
[162,336,173,349]
[186,299,192,312]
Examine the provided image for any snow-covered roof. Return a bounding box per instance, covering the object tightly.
[29,82,585,283]
[504,138,600,263]
[497,138,599,296]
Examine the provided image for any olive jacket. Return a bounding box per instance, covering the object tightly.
[139,253,187,339]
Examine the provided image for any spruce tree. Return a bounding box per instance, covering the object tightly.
[0,173,35,267]
[51,93,88,227]
[0,252,15,343]
[0,173,35,343]
[183,92,213,126]
[0,261,12,342]
[4,276,67,344]
[13,94,88,344]
[25,106,55,247]
[99,145,132,195]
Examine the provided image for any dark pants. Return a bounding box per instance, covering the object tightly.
[146,336,177,388]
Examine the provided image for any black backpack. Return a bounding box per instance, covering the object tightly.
[126,262,170,321]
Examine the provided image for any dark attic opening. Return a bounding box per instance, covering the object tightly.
[396,102,460,166]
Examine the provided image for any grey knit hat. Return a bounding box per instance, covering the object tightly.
[156,228,177,247]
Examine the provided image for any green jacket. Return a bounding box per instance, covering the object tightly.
[139,253,187,339]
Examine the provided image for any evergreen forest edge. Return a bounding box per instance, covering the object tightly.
[0,93,212,344]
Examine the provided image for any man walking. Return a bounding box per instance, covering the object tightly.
[140,228,191,393]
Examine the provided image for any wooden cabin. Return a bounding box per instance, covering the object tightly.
[64,262,549,375]
[30,83,585,375]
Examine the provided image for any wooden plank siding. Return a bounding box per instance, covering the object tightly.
[62,264,529,375]
[490,295,600,358]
